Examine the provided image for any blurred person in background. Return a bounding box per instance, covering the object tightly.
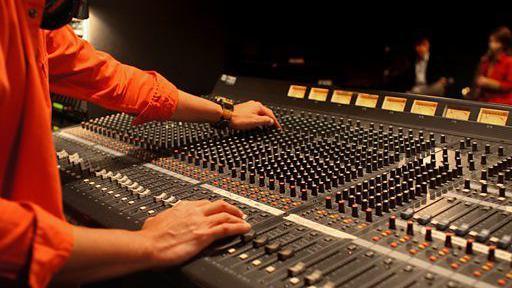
[473,26,512,105]
[384,35,450,96]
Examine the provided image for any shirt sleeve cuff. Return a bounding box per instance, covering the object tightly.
[27,204,74,288]
[131,73,179,125]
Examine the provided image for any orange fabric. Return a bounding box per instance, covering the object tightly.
[0,0,179,287]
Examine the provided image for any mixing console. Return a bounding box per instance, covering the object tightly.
[54,76,512,287]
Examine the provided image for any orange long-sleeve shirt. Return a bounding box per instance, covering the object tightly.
[0,0,179,287]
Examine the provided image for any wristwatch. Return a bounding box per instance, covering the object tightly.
[211,96,234,129]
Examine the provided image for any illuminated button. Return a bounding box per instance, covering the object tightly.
[450,263,459,270]
[498,279,507,286]
[289,277,300,285]
[239,253,249,260]
[429,256,437,262]
[227,248,236,254]
[409,249,417,255]
[390,242,398,248]
[372,236,380,242]
[252,259,262,266]
[473,270,482,277]
[265,266,276,273]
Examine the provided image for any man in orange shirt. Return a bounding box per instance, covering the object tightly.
[0,0,280,287]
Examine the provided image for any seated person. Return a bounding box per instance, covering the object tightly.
[385,36,448,96]
[474,26,512,105]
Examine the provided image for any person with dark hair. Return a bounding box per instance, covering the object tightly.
[474,26,512,105]
[384,36,449,96]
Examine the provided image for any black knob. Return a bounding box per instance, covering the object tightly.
[481,169,488,180]
[465,239,473,255]
[259,175,265,187]
[268,179,275,190]
[425,226,433,241]
[389,215,396,230]
[469,160,475,171]
[351,204,359,218]
[459,140,465,149]
[481,155,487,165]
[444,232,453,248]
[481,181,488,193]
[472,142,478,152]
[325,196,332,209]
[406,221,414,236]
[499,184,506,198]
[301,189,308,201]
[498,173,505,184]
[375,203,383,216]
[488,245,496,262]
[499,146,504,156]
[464,179,471,190]
[485,144,491,154]
[337,200,345,213]
[365,209,373,222]
[289,185,297,197]
[279,182,285,194]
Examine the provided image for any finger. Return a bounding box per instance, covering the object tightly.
[200,200,245,218]
[191,199,212,207]
[207,212,246,227]
[205,222,252,239]
[251,115,274,128]
[260,105,281,129]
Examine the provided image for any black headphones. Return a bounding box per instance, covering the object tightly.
[40,0,88,30]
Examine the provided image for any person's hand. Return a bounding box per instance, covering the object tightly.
[139,200,251,267]
[476,76,500,89]
[476,76,489,87]
[230,101,281,130]
[437,77,448,86]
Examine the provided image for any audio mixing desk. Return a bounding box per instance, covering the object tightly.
[54,75,512,288]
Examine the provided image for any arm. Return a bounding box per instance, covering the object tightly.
[46,27,280,129]
[0,199,73,288]
[53,200,250,286]
[174,91,281,129]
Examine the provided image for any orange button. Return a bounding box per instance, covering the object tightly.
[409,249,417,255]
[390,242,398,248]
[498,279,507,286]
[372,236,380,242]
[450,263,459,270]
[474,270,482,277]
[429,256,437,262]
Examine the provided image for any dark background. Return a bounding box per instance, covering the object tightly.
[87,1,512,98]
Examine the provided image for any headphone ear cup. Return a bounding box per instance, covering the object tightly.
[40,0,81,30]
